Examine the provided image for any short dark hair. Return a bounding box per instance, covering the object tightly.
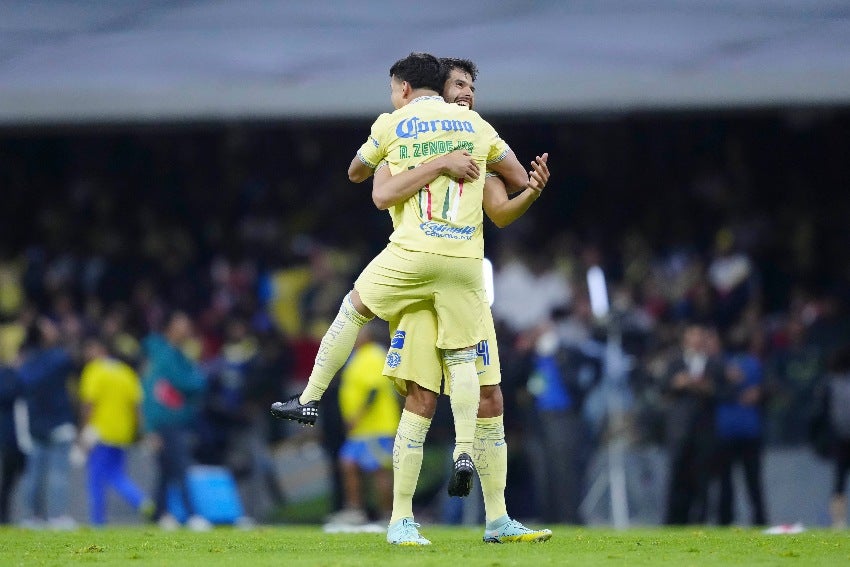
[440,57,478,82]
[389,52,444,93]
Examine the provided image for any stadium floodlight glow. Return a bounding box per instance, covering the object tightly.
[586,265,609,319]
[483,257,495,306]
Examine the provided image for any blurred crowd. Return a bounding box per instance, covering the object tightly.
[1,110,849,528]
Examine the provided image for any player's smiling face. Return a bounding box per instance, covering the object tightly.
[443,69,475,110]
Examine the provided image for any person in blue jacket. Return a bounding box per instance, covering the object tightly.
[141,310,210,531]
[714,329,767,526]
[17,317,77,528]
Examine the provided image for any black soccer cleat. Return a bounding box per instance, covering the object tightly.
[270,395,319,426]
[447,452,475,497]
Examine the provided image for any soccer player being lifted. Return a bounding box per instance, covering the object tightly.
[372,58,551,545]
[271,53,545,543]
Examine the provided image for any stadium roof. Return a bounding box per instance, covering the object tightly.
[1,0,849,124]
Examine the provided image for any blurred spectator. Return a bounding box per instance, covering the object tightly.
[824,345,850,529]
[196,318,255,468]
[707,229,758,332]
[99,305,141,366]
[326,321,399,526]
[0,260,25,319]
[663,324,722,525]
[525,319,597,524]
[493,249,571,335]
[239,328,293,518]
[78,336,152,526]
[0,364,24,524]
[714,329,767,526]
[140,310,210,531]
[765,317,823,445]
[16,317,77,529]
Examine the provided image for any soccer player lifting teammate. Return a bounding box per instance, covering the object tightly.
[271,53,547,543]
[372,58,551,545]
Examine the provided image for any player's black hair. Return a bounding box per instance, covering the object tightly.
[389,52,444,93]
[440,57,478,82]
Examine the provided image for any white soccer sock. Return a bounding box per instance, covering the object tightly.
[300,293,371,404]
[474,415,508,523]
[390,409,431,524]
[444,348,480,460]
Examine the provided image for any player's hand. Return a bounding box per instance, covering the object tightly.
[527,153,549,195]
[439,150,480,180]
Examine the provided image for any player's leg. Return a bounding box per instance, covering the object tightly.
[476,385,551,542]
[475,384,507,519]
[469,306,509,520]
[300,289,373,404]
[467,305,551,542]
[384,307,442,544]
[272,246,424,425]
[432,256,489,498]
[388,382,437,545]
[443,346,479,497]
[270,289,372,424]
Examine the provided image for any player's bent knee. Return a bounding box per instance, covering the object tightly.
[478,385,504,418]
[348,289,374,318]
[404,382,438,418]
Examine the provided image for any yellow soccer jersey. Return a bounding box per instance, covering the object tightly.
[339,342,401,439]
[356,96,510,259]
[79,358,143,446]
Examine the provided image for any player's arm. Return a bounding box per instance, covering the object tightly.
[487,149,531,194]
[484,154,549,228]
[349,113,391,183]
[371,150,480,210]
[348,156,375,183]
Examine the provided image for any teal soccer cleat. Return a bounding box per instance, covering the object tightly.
[482,516,552,543]
[386,518,432,546]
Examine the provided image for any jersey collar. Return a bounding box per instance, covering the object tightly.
[409,95,444,105]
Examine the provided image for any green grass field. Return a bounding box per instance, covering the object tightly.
[1,525,848,567]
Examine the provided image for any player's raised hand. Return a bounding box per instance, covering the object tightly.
[438,150,480,180]
[527,153,549,195]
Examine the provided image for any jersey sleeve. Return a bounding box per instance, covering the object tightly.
[356,113,392,169]
[480,117,511,165]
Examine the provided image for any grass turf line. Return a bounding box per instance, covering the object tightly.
[0,526,848,566]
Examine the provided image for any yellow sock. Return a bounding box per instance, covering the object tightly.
[300,293,371,404]
[390,410,431,524]
[444,348,480,460]
[474,415,508,522]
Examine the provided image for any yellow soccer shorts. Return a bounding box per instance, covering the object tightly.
[354,243,487,351]
[383,300,501,396]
